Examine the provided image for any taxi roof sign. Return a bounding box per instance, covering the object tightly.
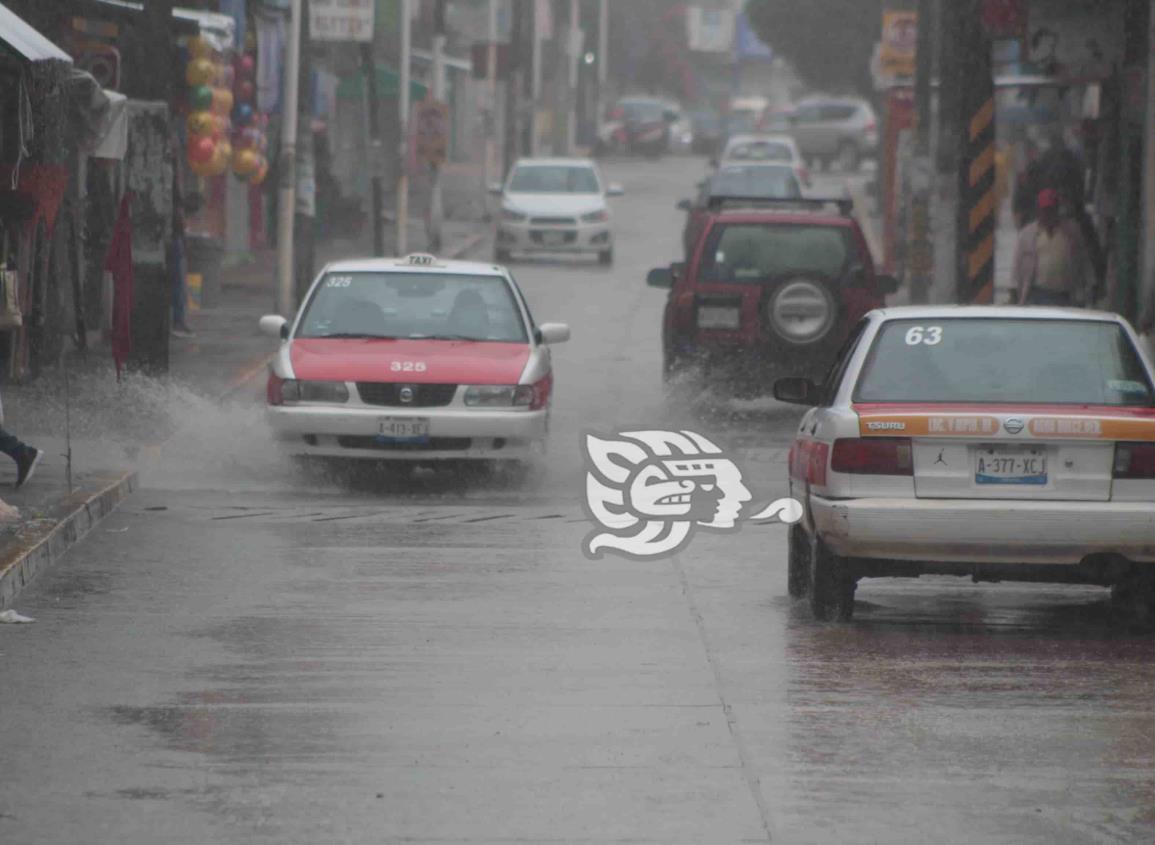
[402,253,440,266]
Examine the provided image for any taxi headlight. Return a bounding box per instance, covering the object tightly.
[282,380,349,403]
[464,385,534,407]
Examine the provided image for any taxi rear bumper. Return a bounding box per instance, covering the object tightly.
[810,495,1155,565]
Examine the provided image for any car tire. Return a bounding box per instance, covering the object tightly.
[598,248,614,266]
[787,524,810,598]
[837,141,861,172]
[495,247,512,264]
[809,535,856,621]
[764,276,839,347]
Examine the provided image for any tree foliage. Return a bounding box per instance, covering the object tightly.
[744,0,885,95]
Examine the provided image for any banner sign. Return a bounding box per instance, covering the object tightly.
[309,0,375,42]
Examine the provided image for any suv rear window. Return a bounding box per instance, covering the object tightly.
[702,223,851,282]
[854,319,1154,406]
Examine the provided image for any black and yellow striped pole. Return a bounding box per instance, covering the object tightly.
[955,1,996,304]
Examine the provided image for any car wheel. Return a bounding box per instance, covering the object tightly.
[787,524,810,598]
[809,535,856,621]
[598,248,614,266]
[837,141,861,172]
[495,247,512,264]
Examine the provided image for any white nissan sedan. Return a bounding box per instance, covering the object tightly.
[259,254,570,466]
[775,307,1155,621]
[491,158,623,266]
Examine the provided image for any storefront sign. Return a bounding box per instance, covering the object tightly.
[309,0,374,43]
[880,10,917,78]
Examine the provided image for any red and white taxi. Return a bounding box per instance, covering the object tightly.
[260,254,569,464]
[775,306,1155,621]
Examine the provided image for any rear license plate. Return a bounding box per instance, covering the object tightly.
[975,445,1047,485]
[697,306,741,330]
[378,417,429,440]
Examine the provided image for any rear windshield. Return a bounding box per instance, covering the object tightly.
[854,318,1154,406]
[724,140,791,162]
[709,166,801,200]
[297,272,528,343]
[702,223,851,282]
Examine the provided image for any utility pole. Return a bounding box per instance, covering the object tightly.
[595,0,608,123]
[566,0,580,154]
[276,0,303,316]
[504,0,523,175]
[484,0,499,198]
[397,0,412,256]
[362,43,385,255]
[906,0,937,304]
[429,0,447,253]
[529,0,541,156]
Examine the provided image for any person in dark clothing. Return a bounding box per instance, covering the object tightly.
[0,427,42,490]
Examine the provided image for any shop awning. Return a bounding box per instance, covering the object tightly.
[0,1,74,64]
[337,65,428,103]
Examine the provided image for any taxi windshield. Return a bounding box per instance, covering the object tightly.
[703,223,850,281]
[296,272,528,343]
[854,318,1155,406]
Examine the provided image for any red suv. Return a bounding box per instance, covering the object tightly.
[647,198,897,397]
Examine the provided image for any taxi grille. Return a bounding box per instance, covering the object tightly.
[357,383,458,407]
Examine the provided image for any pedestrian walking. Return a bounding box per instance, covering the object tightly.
[0,391,42,491]
[1015,189,1095,307]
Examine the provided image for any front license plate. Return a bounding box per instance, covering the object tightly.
[378,417,429,440]
[975,446,1047,485]
[540,231,568,245]
[697,306,741,330]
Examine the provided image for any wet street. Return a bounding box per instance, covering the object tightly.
[3,157,1155,844]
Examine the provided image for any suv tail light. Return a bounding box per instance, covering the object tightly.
[831,438,913,475]
[1113,442,1155,479]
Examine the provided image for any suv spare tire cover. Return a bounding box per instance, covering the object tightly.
[765,277,837,345]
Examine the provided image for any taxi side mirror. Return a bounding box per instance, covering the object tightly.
[259,314,289,340]
[537,322,570,344]
[773,377,820,406]
[606,182,625,196]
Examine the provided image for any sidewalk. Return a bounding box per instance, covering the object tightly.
[0,216,487,611]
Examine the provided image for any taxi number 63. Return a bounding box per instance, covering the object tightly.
[391,361,427,372]
[905,326,943,346]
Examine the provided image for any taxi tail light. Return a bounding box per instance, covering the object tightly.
[267,372,285,406]
[831,437,913,476]
[1113,442,1155,479]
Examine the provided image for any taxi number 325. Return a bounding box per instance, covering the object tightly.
[905,326,943,346]
[391,361,427,372]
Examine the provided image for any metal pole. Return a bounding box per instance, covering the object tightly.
[596,0,608,121]
[275,0,303,316]
[361,44,385,256]
[429,0,447,253]
[529,0,541,156]
[397,0,412,256]
[567,0,580,155]
[485,0,498,198]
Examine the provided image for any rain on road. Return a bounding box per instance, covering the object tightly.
[2,157,1155,844]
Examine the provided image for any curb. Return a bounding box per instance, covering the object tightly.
[0,471,138,610]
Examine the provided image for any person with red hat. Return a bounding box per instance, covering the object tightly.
[1014,188,1095,307]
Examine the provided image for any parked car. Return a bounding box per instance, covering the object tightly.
[647,197,896,397]
[775,307,1155,622]
[782,96,878,171]
[595,96,672,158]
[715,133,811,188]
[491,158,623,265]
[260,253,570,467]
[677,163,803,256]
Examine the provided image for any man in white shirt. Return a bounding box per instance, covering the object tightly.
[1014,189,1094,306]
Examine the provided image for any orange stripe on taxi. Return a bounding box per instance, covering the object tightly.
[857,413,1155,441]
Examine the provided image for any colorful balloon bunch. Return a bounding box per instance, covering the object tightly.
[184,35,234,177]
[230,52,269,185]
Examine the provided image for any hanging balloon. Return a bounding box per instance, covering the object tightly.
[233,147,261,178]
[251,158,269,186]
[187,35,213,60]
[235,127,260,150]
[211,87,234,115]
[189,156,216,178]
[190,85,214,112]
[234,102,255,127]
[187,135,216,164]
[208,142,232,176]
[186,110,215,138]
[237,53,256,80]
[185,58,215,87]
[235,79,255,104]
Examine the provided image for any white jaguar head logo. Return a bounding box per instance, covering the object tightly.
[581,429,802,560]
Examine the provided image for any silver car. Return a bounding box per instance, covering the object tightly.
[782,97,878,171]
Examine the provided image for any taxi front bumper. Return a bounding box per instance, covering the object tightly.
[268,404,548,461]
[810,495,1155,565]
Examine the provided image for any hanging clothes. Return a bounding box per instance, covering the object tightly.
[105,192,134,378]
